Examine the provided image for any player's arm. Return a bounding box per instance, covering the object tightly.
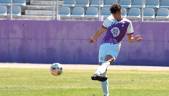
[90,25,107,43]
[127,21,143,43]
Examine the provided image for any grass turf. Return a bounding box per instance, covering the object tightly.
[0,68,169,96]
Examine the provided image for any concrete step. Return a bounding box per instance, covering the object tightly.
[15,15,54,20]
[25,5,54,10]
[31,0,53,1]
[0,15,56,20]
[30,0,55,6]
[30,0,63,5]
[25,10,54,16]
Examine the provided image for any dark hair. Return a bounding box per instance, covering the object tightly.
[110,3,121,14]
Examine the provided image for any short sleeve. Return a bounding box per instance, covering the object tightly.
[103,16,114,28]
[127,21,134,34]
[103,18,111,28]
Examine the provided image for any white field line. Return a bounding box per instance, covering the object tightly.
[0,63,169,71]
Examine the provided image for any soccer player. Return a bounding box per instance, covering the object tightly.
[89,4,143,96]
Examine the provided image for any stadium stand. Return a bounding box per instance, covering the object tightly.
[101,6,110,17]
[143,8,155,19]
[58,6,70,16]
[160,0,169,8]
[0,0,26,6]
[0,0,11,5]
[119,0,131,8]
[156,8,169,19]
[0,0,169,21]
[13,0,26,6]
[131,0,145,8]
[75,0,90,7]
[9,6,22,16]
[85,6,98,17]
[90,0,102,7]
[0,5,7,16]
[104,0,118,7]
[72,7,84,17]
[63,0,75,7]
[128,8,141,19]
[146,0,159,8]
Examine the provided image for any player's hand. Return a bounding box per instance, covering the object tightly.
[134,34,143,42]
[89,37,97,43]
[128,34,143,43]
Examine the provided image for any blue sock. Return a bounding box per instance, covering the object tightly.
[101,80,109,96]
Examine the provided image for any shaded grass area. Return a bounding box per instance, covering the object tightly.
[0,68,169,96]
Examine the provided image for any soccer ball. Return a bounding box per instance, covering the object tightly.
[50,63,63,76]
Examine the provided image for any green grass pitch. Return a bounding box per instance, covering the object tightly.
[0,68,169,96]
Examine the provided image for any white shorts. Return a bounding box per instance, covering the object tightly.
[99,43,121,63]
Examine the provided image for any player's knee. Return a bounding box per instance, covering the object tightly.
[105,55,113,61]
[104,55,115,64]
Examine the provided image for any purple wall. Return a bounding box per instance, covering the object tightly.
[0,20,169,66]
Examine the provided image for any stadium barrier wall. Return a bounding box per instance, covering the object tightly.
[0,20,169,66]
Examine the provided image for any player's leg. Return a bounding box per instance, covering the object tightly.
[93,58,112,96]
[92,43,117,81]
[94,56,114,96]
[101,69,109,96]
[91,43,121,96]
[102,79,109,96]
[95,43,121,76]
[94,55,114,76]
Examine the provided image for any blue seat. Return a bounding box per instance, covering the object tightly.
[13,0,26,6]
[160,0,169,8]
[72,7,84,17]
[131,0,145,8]
[0,5,7,16]
[143,8,155,18]
[58,6,70,16]
[0,0,11,5]
[119,0,131,8]
[90,0,103,7]
[121,8,127,17]
[63,0,76,7]
[104,0,118,6]
[156,8,169,19]
[101,6,110,17]
[146,0,159,8]
[128,8,141,18]
[75,0,89,7]
[0,0,26,6]
[85,7,98,17]
[9,6,21,16]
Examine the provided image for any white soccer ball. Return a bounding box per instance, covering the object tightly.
[50,63,63,76]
